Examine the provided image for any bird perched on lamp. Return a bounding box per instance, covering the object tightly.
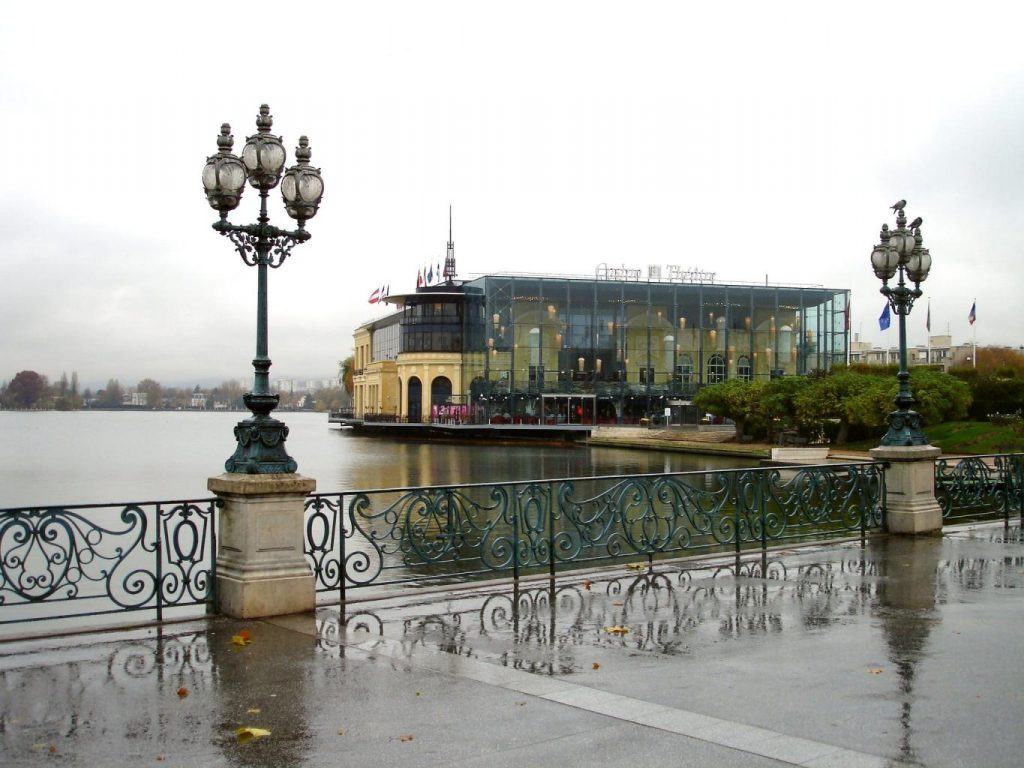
[891,199,907,212]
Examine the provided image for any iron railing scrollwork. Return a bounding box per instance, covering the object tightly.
[303,462,886,605]
[0,499,217,628]
[935,453,1024,525]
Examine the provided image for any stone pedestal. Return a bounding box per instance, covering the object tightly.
[208,473,316,618]
[869,445,943,535]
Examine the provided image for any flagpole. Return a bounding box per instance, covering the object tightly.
[973,298,977,369]
[926,299,931,366]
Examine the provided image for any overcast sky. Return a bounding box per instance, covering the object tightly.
[2,1,1022,388]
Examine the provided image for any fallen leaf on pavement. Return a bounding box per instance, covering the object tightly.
[337,728,346,736]
[399,734,415,742]
[236,727,271,743]
[592,662,600,670]
[868,668,883,675]
[231,634,251,647]
[515,701,527,706]
[583,580,592,590]
[177,687,189,698]
[626,563,644,571]
[237,628,252,640]
[247,708,260,715]
[612,601,624,606]
[604,625,630,635]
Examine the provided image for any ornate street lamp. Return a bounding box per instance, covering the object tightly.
[202,105,324,473]
[870,201,931,446]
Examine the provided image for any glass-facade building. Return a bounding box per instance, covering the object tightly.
[354,274,849,425]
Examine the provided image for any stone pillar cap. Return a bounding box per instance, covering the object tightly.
[869,445,941,461]
[208,473,316,495]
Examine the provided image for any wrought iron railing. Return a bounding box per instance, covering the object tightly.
[0,499,217,629]
[303,462,885,603]
[935,453,1024,524]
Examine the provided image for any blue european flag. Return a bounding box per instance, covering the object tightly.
[879,302,891,331]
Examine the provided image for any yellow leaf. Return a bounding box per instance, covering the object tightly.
[237,628,252,640]
[337,728,346,736]
[592,662,601,670]
[626,563,644,571]
[603,625,630,635]
[583,580,592,590]
[868,668,883,675]
[231,635,251,647]
[236,726,271,743]
[612,601,624,606]
[247,708,260,715]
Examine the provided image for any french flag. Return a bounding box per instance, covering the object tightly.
[368,287,381,304]
[417,269,424,288]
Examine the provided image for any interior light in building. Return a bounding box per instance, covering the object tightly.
[679,317,686,330]
[578,357,585,372]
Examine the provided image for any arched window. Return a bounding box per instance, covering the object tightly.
[737,356,752,381]
[707,354,725,383]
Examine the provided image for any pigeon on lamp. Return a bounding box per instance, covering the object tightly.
[890,199,907,212]
[909,216,923,229]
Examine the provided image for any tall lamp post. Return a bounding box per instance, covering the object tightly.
[202,105,324,473]
[870,200,932,446]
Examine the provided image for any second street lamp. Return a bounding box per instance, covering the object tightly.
[870,200,932,447]
[201,104,324,474]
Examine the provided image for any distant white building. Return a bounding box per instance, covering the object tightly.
[190,393,207,409]
[122,391,148,407]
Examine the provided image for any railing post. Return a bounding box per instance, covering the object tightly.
[548,481,556,580]
[155,503,163,623]
[512,486,520,582]
[209,499,219,614]
[1002,459,1011,531]
[734,474,742,560]
[860,469,868,541]
[339,493,347,619]
[759,472,767,555]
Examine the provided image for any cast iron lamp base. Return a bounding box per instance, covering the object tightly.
[879,408,928,447]
[224,392,298,474]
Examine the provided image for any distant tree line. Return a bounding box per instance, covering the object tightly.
[0,371,347,413]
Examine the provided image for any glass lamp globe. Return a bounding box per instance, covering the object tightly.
[202,123,246,214]
[871,244,899,281]
[281,136,324,224]
[242,104,287,190]
[905,247,932,284]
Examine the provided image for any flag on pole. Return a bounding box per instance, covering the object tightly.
[926,300,931,332]
[417,269,424,288]
[879,302,891,331]
[427,264,434,284]
[968,300,976,326]
[368,286,381,304]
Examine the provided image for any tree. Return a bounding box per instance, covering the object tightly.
[760,376,809,441]
[339,356,354,396]
[4,370,49,409]
[954,347,1024,376]
[909,368,971,424]
[693,379,766,439]
[100,379,124,407]
[794,371,880,445]
[137,378,163,409]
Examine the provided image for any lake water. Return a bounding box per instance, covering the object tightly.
[0,411,750,507]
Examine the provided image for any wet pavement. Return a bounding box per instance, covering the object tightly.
[1,523,1022,767]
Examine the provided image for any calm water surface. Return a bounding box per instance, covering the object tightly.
[0,411,749,506]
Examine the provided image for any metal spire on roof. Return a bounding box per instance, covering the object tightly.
[444,204,456,283]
